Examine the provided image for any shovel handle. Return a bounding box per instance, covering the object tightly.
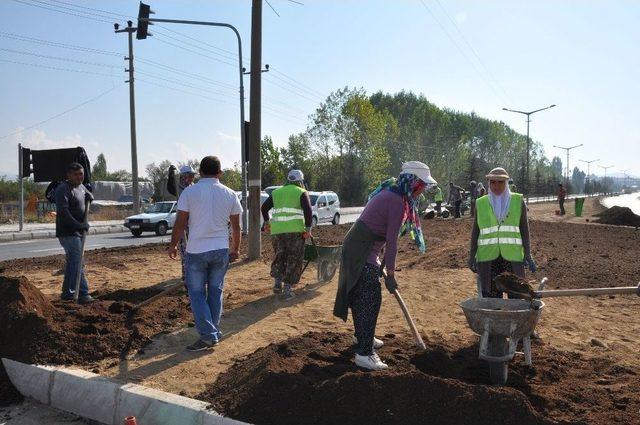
[534,283,640,298]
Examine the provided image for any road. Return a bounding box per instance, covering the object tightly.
[0,212,362,261]
[602,192,640,215]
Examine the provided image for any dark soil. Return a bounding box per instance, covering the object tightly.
[593,206,640,227]
[0,274,192,406]
[201,332,639,425]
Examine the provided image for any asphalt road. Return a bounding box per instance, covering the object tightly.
[0,213,361,262]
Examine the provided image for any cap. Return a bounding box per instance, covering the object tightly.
[179,165,196,175]
[401,161,437,185]
[485,167,510,181]
[287,169,304,182]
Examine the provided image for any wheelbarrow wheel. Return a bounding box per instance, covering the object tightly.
[317,260,338,282]
[488,335,509,385]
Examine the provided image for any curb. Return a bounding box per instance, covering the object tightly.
[2,358,248,425]
[0,225,126,242]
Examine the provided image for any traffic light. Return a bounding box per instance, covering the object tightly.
[136,2,154,40]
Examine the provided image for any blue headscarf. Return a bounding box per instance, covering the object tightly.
[368,173,426,253]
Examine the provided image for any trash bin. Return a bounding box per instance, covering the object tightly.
[574,197,585,217]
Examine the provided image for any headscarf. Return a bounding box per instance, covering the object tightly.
[488,182,512,222]
[368,173,426,253]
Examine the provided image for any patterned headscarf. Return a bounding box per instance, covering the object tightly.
[368,173,426,253]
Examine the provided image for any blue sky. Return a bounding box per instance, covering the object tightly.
[1,0,639,179]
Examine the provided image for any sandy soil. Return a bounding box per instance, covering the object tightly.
[1,199,639,424]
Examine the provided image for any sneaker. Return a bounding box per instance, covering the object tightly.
[186,339,215,352]
[78,295,95,305]
[282,284,296,300]
[354,352,388,371]
[273,279,283,294]
[352,335,384,349]
[60,294,74,301]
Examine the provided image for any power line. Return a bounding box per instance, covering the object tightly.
[265,0,280,17]
[10,0,114,24]
[136,57,237,90]
[418,0,509,105]
[0,84,122,140]
[0,31,122,56]
[0,47,120,68]
[0,57,117,78]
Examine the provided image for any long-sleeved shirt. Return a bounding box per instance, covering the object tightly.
[55,181,92,238]
[448,185,464,203]
[558,187,567,200]
[261,191,313,228]
[469,199,532,261]
[358,190,407,273]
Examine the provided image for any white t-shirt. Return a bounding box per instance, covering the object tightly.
[176,177,243,254]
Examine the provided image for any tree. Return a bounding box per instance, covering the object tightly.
[261,135,285,188]
[92,153,107,180]
[551,157,563,179]
[145,160,173,200]
[106,169,132,181]
[220,163,242,191]
[571,167,586,193]
[178,159,200,173]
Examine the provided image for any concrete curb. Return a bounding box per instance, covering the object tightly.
[2,359,248,425]
[0,225,126,242]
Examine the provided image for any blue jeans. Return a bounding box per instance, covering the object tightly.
[58,236,89,298]
[185,249,229,342]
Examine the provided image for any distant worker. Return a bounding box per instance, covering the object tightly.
[55,162,94,304]
[509,179,517,192]
[168,156,242,352]
[477,182,486,196]
[434,185,444,215]
[448,182,465,218]
[177,165,197,283]
[261,170,313,300]
[468,167,536,298]
[557,183,567,215]
[469,180,479,217]
[334,161,436,371]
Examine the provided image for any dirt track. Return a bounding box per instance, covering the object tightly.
[1,199,639,424]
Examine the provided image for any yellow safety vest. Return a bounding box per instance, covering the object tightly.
[271,184,306,235]
[475,193,524,262]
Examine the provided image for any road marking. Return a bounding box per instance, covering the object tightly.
[30,247,62,253]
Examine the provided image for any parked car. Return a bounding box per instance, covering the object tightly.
[264,185,282,196]
[309,191,341,226]
[124,201,177,237]
[235,191,270,229]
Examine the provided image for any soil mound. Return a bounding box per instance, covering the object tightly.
[201,332,552,425]
[594,206,640,227]
[0,275,193,406]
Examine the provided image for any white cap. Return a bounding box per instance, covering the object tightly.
[179,165,196,175]
[401,161,437,185]
[287,169,304,182]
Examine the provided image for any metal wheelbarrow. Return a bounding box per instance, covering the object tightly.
[301,236,341,283]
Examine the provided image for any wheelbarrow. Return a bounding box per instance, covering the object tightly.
[301,236,341,283]
[461,278,640,385]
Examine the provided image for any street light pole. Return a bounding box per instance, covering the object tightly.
[598,165,613,194]
[553,144,583,188]
[579,159,599,195]
[138,13,249,233]
[502,104,556,200]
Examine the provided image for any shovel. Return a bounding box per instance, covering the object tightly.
[496,274,640,300]
[381,266,427,350]
[73,198,91,303]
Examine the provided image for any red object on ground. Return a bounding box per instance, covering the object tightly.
[124,416,138,425]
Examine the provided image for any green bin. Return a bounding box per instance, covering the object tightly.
[574,197,585,217]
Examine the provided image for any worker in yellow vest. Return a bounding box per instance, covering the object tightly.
[434,185,444,215]
[468,167,536,298]
[261,170,313,299]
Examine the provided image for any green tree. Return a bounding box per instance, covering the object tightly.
[145,161,173,200]
[106,170,132,181]
[220,163,242,190]
[92,153,107,181]
[261,135,285,188]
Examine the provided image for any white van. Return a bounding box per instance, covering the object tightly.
[309,191,341,226]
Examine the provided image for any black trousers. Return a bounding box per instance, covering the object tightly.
[349,263,382,356]
[559,198,566,215]
[454,199,462,218]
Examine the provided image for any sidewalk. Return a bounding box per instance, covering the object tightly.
[0,220,126,242]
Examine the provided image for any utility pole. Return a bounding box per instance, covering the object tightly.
[115,21,141,214]
[18,143,24,231]
[502,104,556,201]
[247,0,263,260]
[598,165,613,194]
[553,144,583,187]
[579,159,598,195]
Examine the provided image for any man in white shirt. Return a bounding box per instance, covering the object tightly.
[168,156,242,351]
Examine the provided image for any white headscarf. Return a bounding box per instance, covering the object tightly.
[489,183,512,222]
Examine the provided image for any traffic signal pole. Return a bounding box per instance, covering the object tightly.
[115,21,141,214]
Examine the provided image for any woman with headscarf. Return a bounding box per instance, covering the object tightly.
[334,161,437,371]
[468,167,536,298]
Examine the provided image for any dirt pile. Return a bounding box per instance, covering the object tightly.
[202,332,551,425]
[0,275,193,406]
[593,206,640,227]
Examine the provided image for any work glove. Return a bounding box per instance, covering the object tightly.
[79,222,90,232]
[467,257,477,273]
[525,256,537,273]
[384,274,398,294]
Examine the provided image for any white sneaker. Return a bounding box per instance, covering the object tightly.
[352,335,384,349]
[354,352,388,371]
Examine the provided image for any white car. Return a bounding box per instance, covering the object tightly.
[309,191,341,226]
[124,201,177,237]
